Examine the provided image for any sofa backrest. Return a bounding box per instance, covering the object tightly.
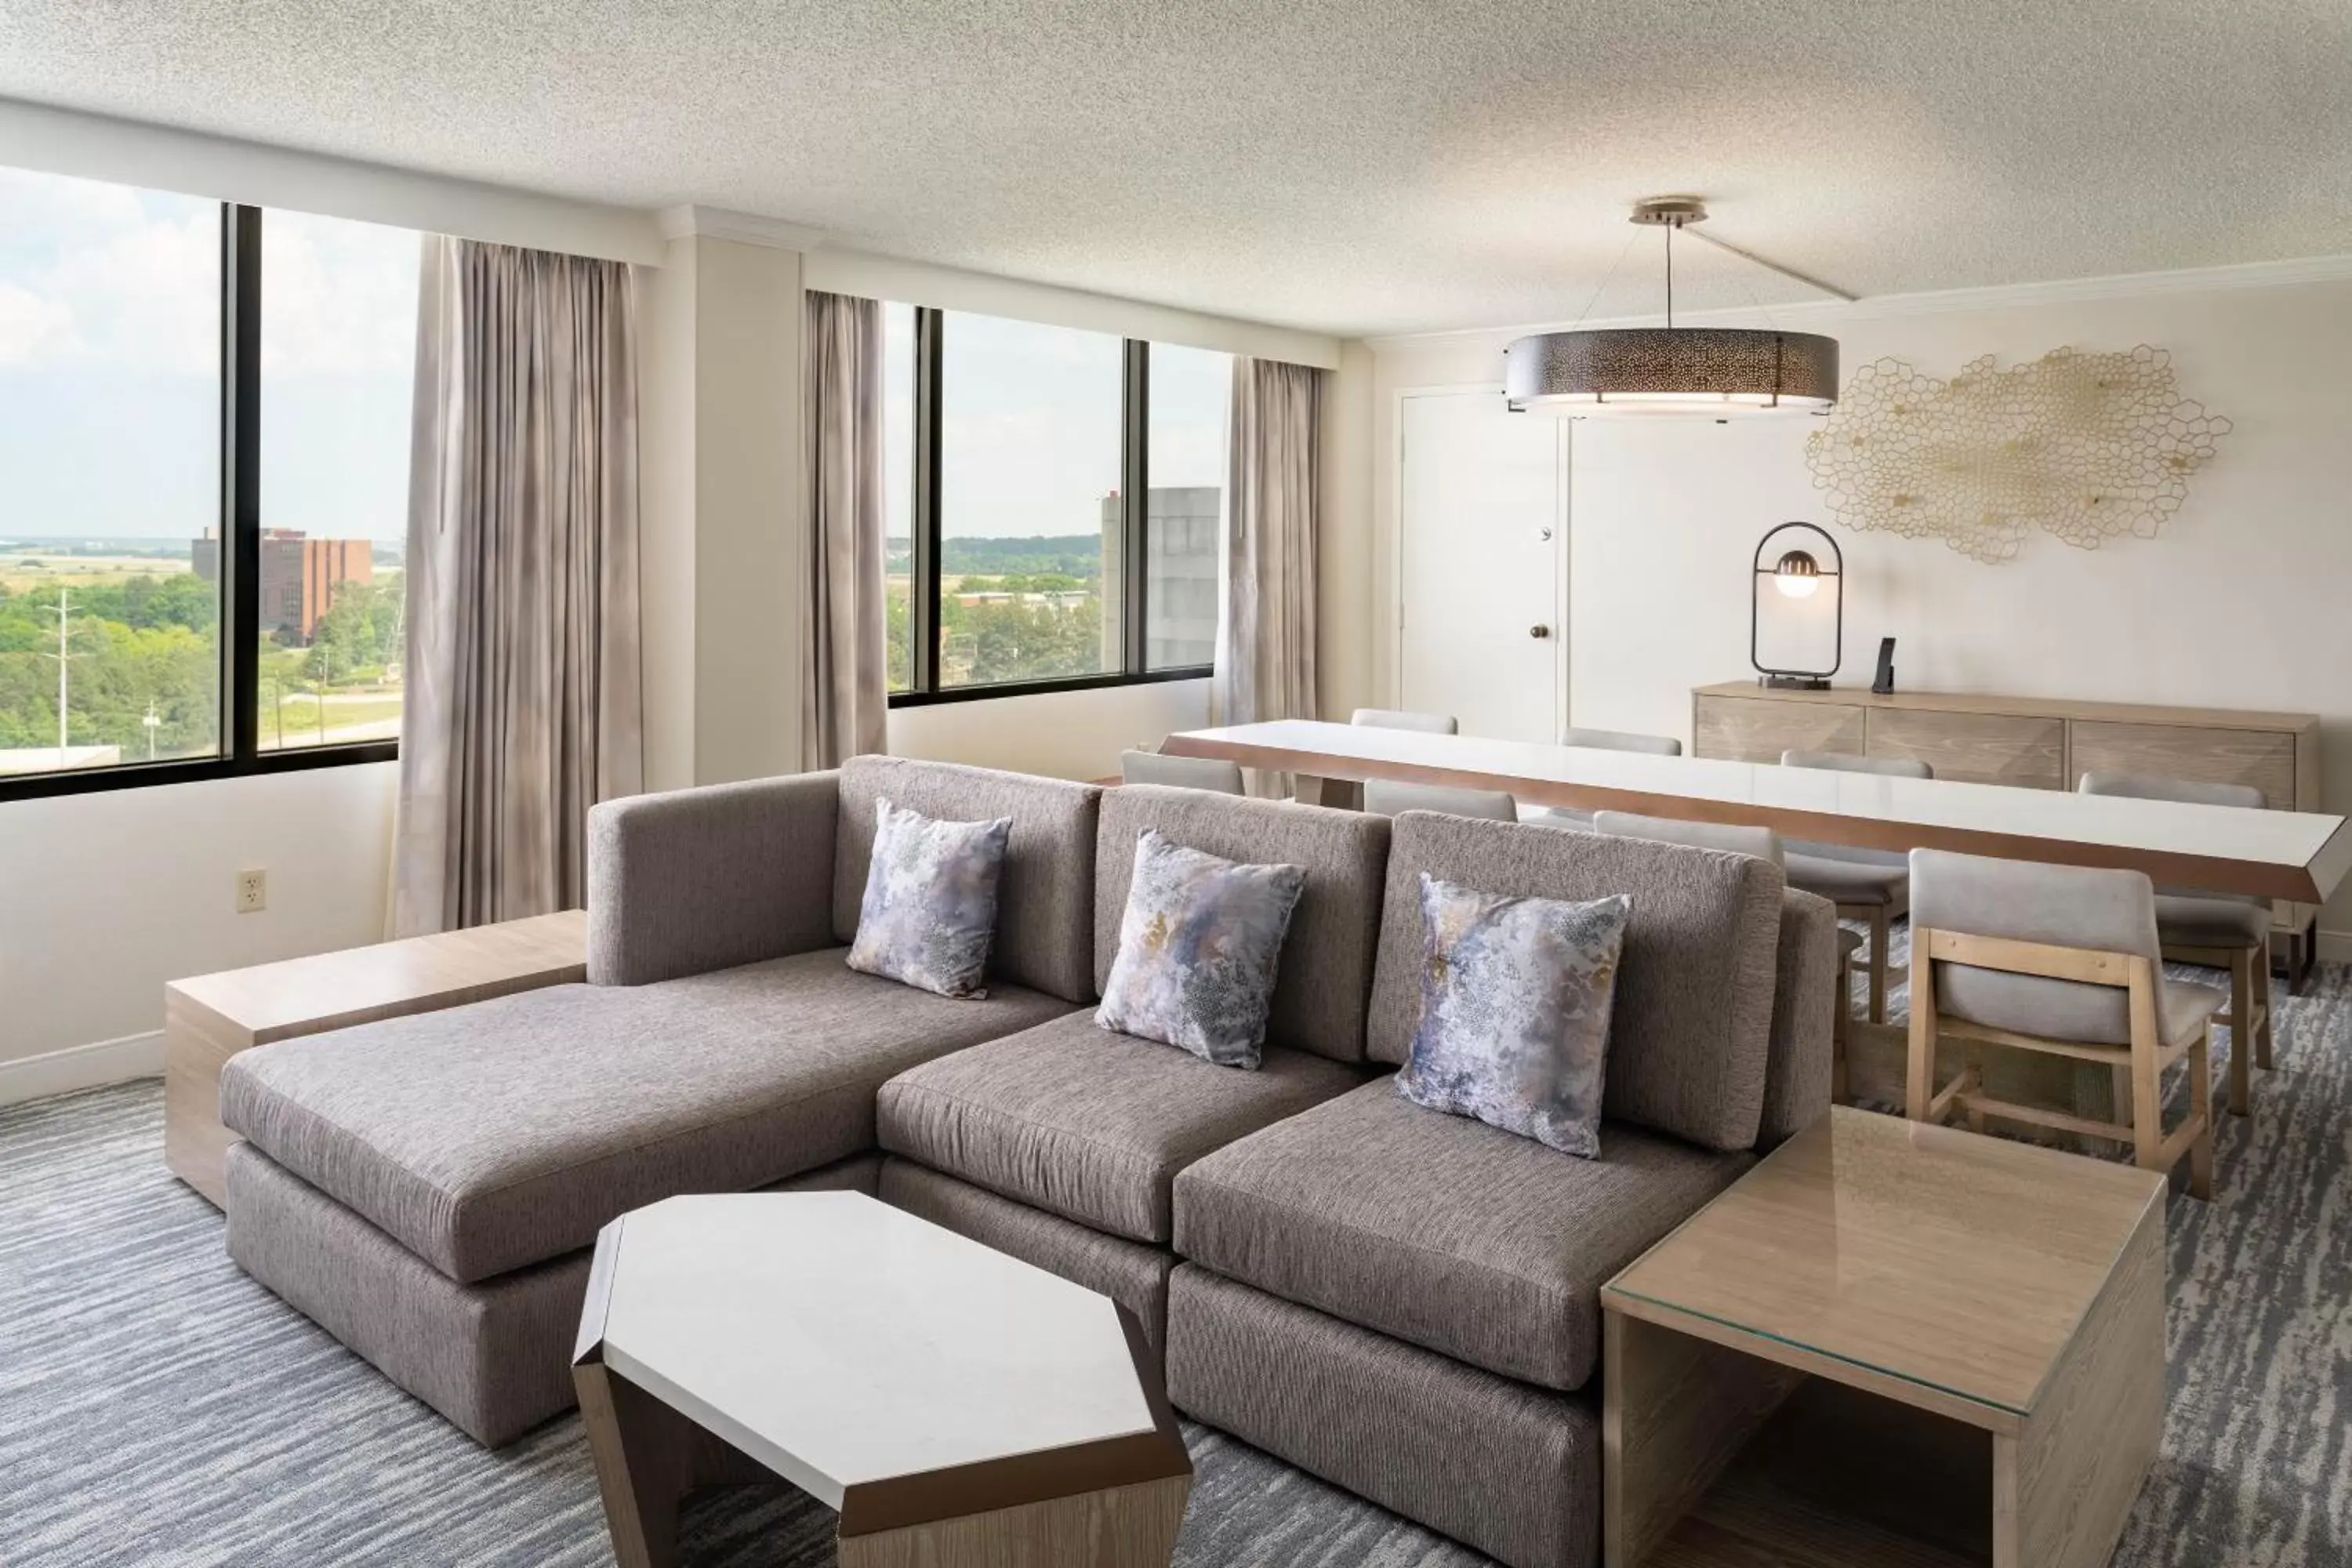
[1096,786,1390,1064]
[834,756,1102,1005]
[1368,812,1786,1152]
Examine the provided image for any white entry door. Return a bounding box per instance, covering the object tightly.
[1399,390,1565,743]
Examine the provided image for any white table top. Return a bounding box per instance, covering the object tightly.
[582,1192,1160,1509]
[1165,720,2352,904]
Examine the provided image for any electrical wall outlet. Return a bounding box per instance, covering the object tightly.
[235,868,267,915]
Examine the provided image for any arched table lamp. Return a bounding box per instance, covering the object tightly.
[1751,521,1841,689]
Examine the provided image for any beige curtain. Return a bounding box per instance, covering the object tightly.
[392,235,644,937]
[1218,357,1323,796]
[802,290,890,767]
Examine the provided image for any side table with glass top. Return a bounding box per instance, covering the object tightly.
[1601,1105,2166,1568]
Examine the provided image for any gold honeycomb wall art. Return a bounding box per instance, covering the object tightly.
[1804,346,2230,565]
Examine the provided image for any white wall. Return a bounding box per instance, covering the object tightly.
[0,98,663,263]
[804,248,1339,368]
[1361,269,2352,935]
[1318,340,1377,723]
[0,764,398,1098]
[887,680,1212,782]
[635,241,701,793]
[688,237,805,786]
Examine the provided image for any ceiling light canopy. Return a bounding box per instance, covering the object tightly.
[1505,198,1844,419]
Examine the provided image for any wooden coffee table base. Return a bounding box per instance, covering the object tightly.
[573,1356,1189,1568]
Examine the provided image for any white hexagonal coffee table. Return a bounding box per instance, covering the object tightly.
[572,1192,1192,1568]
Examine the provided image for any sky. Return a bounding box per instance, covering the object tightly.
[0,163,418,546]
[883,305,1228,544]
[1,160,1223,554]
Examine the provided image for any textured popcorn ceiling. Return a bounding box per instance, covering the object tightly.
[2,1,2349,336]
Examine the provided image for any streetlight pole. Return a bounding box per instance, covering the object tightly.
[40,588,82,769]
[143,699,162,761]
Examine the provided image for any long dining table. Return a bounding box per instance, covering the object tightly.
[1161,719,2352,907]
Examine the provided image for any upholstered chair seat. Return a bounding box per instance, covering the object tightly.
[1363,779,1517,820]
[1780,749,1930,1024]
[1351,707,1457,734]
[1526,726,1685,830]
[1122,747,1246,795]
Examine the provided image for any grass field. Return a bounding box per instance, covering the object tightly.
[0,555,194,593]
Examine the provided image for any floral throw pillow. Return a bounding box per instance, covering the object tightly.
[1395,873,1630,1157]
[846,796,1013,1000]
[1096,829,1308,1069]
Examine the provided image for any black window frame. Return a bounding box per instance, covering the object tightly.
[0,202,401,804]
[889,307,1218,708]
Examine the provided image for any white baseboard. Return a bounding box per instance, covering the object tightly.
[0,1031,164,1108]
[2314,930,2352,967]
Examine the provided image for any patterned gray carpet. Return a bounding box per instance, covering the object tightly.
[2,959,2347,1566]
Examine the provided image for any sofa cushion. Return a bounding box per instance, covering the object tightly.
[1097,786,1388,1063]
[834,756,1101,1005]
[1165,1265,1601,1568]
[1395,877,1630,1159]
[1173,1080,1752,1392]
[220,949,1076,1283]
[877,1011,1363,1243]
[1096,829,1308,1069]
[1370,813,1785,1152]
[846,796,1012,999]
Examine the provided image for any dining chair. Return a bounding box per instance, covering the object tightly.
[1363,779,1517,820]
[1780,749,1930,1024]
[1595,811,1864,1101]
[1907,848,2217,1199]
[2078,771,2275,1115]
[1120,748,1246,795]
[1351,708,1459,735]
[1534,727,1686,831]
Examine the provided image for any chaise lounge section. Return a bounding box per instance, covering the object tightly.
[218,757,1102,1443]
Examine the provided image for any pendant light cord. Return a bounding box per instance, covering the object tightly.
[1567,227,1640,332]
[1665,219,1675,328]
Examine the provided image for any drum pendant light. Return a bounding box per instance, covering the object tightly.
[1504,198,1843,419]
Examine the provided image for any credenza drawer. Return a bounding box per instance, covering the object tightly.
[1865,709,2067,789]
[2067,721,2298,809]
[1694,695,1865,764]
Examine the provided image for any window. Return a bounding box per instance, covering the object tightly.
[257,210,417,750]
[0,168,223,776]
[1143,344,1231,670]
[938,312,1123,689]
[882,301,916,693]
[0,163,415,800]
[887,307,1228,704]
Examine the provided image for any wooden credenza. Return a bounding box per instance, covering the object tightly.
[1690,681,2323,976]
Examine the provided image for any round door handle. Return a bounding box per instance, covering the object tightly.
[1530,624,1552,639]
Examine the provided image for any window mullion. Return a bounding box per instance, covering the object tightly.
[224,205,263,763]
[1120,341,1149,677]
[913,307,943,694]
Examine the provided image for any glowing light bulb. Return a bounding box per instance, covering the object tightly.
[1772,549,1821,598]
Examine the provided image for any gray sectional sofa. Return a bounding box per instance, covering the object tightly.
[216,754,1835,1568]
